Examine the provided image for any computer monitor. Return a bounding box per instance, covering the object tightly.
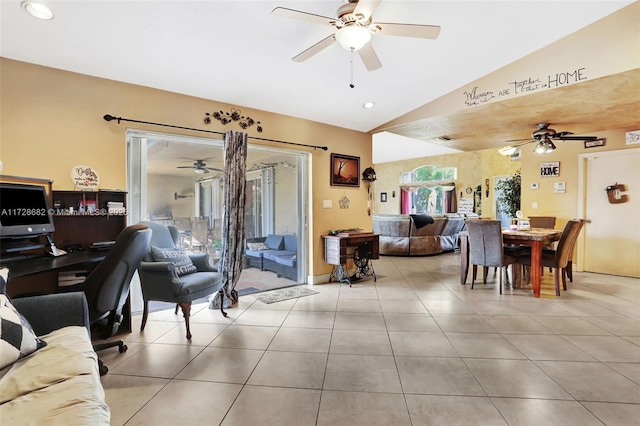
[0,183,56,242]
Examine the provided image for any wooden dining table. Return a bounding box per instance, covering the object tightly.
[460,228,563,298]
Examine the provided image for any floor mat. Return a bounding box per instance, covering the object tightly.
[252,286,319,304]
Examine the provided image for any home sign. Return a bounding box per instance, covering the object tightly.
[540,162,560,178]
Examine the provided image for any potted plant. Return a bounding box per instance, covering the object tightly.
[496,169,521,219]
[212,239,223,257]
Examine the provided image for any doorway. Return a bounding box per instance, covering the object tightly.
[578,148,640,277]
[126,130,309,311]
[494,175,512,228]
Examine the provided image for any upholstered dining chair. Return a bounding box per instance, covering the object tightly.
[138,221,226,340]
[550,218,585,284]
[528,216,557,229]
[527,216,557,272]
[517,219,584,296]
[465,219,518,294]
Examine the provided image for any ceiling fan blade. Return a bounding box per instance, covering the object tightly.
[205,167,224,172]
[272,7,335,26]
[375,22,441,39]
[353,0,382,21]
[358,42,382,71]
[176,166,195,169]
[292,34,336,62]
[555,135,598,141]
[505,138,535,143]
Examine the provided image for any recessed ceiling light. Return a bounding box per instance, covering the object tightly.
[21,1,54,20]
[362,102,375,109]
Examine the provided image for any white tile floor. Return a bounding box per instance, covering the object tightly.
[99,253,640,425]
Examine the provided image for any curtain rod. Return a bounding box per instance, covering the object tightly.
[103,114,328,151]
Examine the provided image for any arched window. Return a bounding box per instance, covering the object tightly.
[400,166,457,215]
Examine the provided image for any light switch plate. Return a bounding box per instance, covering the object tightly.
[532,202,538,209]
[531,183,539,189]
[323,200,332,209]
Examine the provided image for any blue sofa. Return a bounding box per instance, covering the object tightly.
[245,234,297,281]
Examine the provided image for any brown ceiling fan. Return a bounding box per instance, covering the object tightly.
[504,123,598,154]
[272,0,441,71]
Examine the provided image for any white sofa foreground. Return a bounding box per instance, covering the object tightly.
[0,292,110,425]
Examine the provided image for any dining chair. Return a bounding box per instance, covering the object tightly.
[465,220,517,294]
[528,216,556,229]
[549,218,585,284]
[527,216,557,272]
[517,219,584,296]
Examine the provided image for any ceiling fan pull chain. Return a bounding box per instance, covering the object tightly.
[349,49,355,89]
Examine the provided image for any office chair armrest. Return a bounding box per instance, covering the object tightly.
[189,253,217,272]
[12,292,90,336]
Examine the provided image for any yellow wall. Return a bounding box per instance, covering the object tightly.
[0,58,372,279]
[520,128,634,229]
[372,148,520,217]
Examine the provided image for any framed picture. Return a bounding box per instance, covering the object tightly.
[584,138,606,148]
[380,192,387,202]
[330,153,360,187]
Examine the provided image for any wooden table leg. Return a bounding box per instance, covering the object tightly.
[530,240,542,298]
[460,234,469,285]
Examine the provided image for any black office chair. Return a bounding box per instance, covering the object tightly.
[82,224,152,375]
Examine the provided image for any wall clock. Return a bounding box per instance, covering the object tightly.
[465,187,473,194]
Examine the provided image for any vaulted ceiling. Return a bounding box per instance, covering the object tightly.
[1,0,637,163]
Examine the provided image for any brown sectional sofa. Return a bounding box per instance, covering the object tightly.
[372,213,466,256]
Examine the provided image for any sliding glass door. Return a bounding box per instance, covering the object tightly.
[126,129,308,311]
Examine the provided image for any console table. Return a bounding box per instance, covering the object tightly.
[323,232,379,286]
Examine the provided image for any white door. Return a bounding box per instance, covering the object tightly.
[579,149,640,277]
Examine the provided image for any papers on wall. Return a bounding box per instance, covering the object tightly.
[458,198,475,213]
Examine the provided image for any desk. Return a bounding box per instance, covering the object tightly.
[460,228,562,298]
[2,250,133,335]
[1,251,106,280]
[323,233,379,286]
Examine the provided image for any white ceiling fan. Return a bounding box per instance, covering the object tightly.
[272,0,441,71]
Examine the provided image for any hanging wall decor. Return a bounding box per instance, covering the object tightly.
[339,194,350,209]
[331,153,360,187]
[204,108,263,132]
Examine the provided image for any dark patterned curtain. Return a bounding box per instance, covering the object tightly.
[209,130,247,309]
[444,185,457,213]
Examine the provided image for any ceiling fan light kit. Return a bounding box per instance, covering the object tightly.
[506,123,597,155]
[335,24,372,51]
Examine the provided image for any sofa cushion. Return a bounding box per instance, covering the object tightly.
[373,214,411,238]
[0,326,110,424]
[247,242,269,251]
[274,254,296,267]
[0,294,47,370]
[0,267,7,294]
[262,250,296,262]
[151,246,197,276]
[282,235,297,252]
[264,234,284,250]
